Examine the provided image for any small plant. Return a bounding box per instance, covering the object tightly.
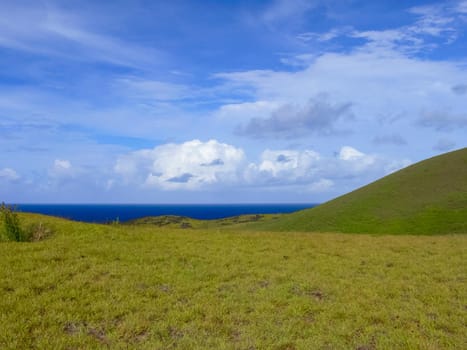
[0,202,24,242]
[26,222,53,241]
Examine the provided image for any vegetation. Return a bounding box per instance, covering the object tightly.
[0,204,53,242]
[0,203,24,241]
[0,214,465,349]
[252,148,467,234]
[126,214,279,229]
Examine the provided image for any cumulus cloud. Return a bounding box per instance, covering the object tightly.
[336,146,378,174]
[115,139,245,190]
[246,149,321,184]
[339,146,366,161]
[252,150,334,192]
[0,168,20,181]
[244,145,402,190]
[236,96,353,139]
[114,141,411,196]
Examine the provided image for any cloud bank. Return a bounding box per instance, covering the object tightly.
[113,140,410,195]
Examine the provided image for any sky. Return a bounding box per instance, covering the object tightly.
[1,0,466,204]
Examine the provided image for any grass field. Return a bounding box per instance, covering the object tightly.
[1,214,466,349]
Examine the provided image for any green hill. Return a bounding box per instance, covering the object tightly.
[254,148,467,234]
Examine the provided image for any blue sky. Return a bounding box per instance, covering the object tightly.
[1,0,466,203]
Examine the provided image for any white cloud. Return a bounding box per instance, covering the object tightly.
[0,168,20,181]
[253,149,321,180]
[54,159,71,170]
[339,146,366,161]
[115,139,246,190]
[335,146,378,174]
[49,159,75,179]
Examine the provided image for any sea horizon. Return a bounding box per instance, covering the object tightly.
[14,203,318,223]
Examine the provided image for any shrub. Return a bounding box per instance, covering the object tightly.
[0,202,24,242]
[0,203,53,242]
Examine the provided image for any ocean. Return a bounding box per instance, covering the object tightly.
[15,203,316,223]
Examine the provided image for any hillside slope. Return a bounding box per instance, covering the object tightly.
[254,148,467,234]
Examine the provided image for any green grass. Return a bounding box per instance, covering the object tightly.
[252,148,467,234]
[1,214,466,349]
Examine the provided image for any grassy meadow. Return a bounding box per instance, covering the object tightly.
[1,214,466,349]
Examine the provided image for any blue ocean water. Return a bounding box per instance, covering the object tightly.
[15,204,316,223]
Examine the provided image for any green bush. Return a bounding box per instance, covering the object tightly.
[0,203,53,242]
[0,203,25,242]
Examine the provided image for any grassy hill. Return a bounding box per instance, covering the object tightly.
[253,148,467,234]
